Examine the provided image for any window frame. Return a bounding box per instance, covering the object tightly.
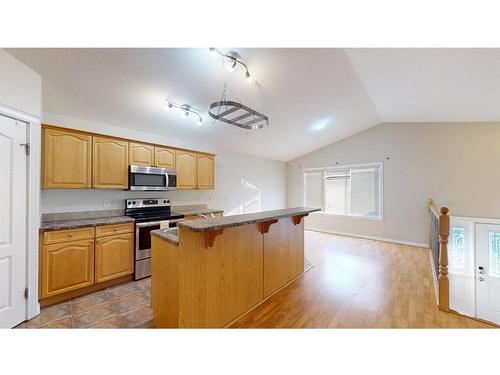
[302,162,384,221]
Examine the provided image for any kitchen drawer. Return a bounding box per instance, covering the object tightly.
[43,227,95,245]
[96,222,134,237]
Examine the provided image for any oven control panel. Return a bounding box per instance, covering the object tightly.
[126,198,171,208]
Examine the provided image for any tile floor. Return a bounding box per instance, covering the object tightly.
[18,258,314,329]
[17,277,153,328]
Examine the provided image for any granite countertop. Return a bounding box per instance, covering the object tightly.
[174,208,224,216]
[151,228,179,246]
[40,216,135,232]
[177,207,320,233]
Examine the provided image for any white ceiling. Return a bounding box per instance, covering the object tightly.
[6,48,500,161]
[345,48,500,122]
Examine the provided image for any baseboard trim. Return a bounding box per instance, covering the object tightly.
[306,227,429,248]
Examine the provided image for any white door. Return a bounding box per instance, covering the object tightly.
[475,223,500,325]
[0,115,27,328]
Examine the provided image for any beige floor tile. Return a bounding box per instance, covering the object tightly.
[44,316,73,328]
[70,290,110,315]
[89,316,123,328]
[137,319,155,328]
[107,282,140,300]
[74,302,116,328]
[119,302,153,328]
[113,291,149,314]
[24,303,71,328]
[136,277,151,290]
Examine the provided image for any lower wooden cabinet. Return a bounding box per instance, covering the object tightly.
[40,238,95,298]
[95,233,134,283]
[39,223,135,301]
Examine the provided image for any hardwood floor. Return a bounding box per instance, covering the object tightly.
[230,230,494,328]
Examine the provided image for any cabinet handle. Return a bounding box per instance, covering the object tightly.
[69,233,74,237]
[114,227,119,231]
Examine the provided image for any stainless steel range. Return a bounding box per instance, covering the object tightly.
[125,198,184,280]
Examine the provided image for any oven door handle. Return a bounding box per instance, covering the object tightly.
[136,221,163,227]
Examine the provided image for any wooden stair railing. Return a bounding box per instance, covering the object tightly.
[428,199,450,312]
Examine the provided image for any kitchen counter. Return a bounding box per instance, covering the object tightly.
[39,216,135,232]
[151,207,319,328]
[174,208,224,216]
[177,207,320,232]
[151,227,179,246]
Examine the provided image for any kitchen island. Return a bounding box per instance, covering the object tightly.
[150,207,320,328]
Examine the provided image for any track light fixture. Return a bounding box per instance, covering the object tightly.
[165,98,203,125]
[209,48,253,83]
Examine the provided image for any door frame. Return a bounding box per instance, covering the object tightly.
[0,103,41,321]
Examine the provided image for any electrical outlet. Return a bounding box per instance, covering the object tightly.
[103,200,111,208]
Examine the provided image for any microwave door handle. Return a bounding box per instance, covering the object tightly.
[165,173,169,189]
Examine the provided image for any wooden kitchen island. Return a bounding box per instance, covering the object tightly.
[150,207,320,328]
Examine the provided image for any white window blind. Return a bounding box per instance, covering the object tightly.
[303,163,382,220]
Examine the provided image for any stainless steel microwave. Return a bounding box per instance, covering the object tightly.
[128,165,177,191]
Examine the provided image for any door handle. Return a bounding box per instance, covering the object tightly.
[479,277,485,282]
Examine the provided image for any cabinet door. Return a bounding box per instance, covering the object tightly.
[175,150,197,189]
[95,233,134,283]
[42,128,92,188]
[196,154,215,189]
[155,146,176,169]
[129,142,154,166]
[41,239,94,298]
[93,136,129,189]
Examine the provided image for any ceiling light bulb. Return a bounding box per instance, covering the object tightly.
[184,110,189,117]
[197,117,203,125]
[209,48,217,59]
[245,71,252,83]
[165,103,172,112]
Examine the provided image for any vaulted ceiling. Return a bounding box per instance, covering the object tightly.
[7,48,500,161]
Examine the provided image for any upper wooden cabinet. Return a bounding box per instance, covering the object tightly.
[129,142,154,166]
[154,146,176,169]
[176,150,197,189]
[41,124,216,190]
[197,154,215,189]
[42,128,92,188]
[93,136,129,189]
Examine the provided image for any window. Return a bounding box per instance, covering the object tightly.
[303,163,383,220]
[451,227,466,269]
[488,231,500,277]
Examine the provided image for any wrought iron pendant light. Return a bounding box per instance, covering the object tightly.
[208,101,269,130]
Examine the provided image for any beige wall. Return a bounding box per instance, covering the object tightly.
[287,123,500,246]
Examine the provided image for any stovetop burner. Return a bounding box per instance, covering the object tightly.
[124,197,184,223]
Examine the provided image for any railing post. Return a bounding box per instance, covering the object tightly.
[438,207,450,312]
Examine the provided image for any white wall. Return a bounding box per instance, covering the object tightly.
[288,123,500,246]
[0,49,41,117]
[42,111,286,215]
